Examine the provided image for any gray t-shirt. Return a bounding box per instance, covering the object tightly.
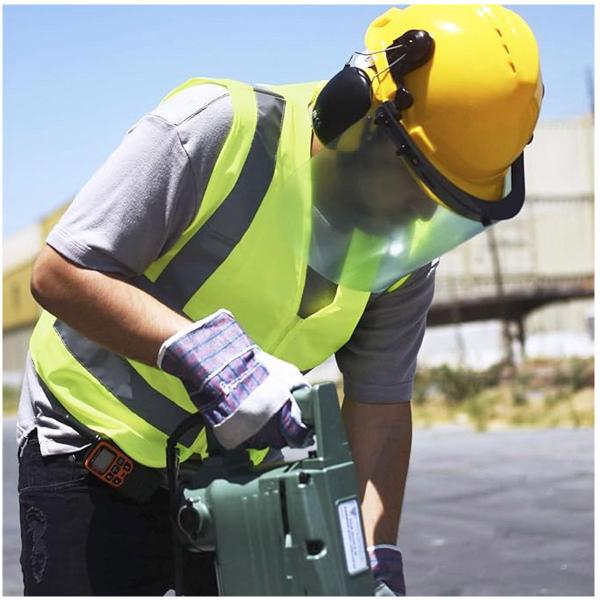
[17,83,436,456]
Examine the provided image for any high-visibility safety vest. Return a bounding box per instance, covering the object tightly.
[29,78,410,468]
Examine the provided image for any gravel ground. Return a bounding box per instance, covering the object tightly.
[3,419,594,596]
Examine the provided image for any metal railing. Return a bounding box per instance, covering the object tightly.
[433,273,594,303]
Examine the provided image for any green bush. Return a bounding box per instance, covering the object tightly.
[3,387,20,415]
[511,386,527,406]
[567,357,595,390]
[465,392,493,432]
[549,357,594,391]
[417,365,484,404]
[479,362,505,387]
[412,357,594,430]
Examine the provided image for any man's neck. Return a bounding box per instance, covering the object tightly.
[310,131,323,157]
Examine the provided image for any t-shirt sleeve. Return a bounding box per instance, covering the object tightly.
[335,260,438,403]
[46,84,233,277]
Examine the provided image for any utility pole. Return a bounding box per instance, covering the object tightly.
[585,67,595,196]
[486,227,514,365]
[585,66,594,118]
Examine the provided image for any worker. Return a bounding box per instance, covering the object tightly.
[17,4,542,596]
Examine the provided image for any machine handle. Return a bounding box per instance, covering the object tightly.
[294,386,315,426]
[293,383,352,464]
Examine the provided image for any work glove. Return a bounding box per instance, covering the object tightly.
[158,309,313,450]
[368,545,406,596]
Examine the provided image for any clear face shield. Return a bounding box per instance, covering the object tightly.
[278,109,488,292]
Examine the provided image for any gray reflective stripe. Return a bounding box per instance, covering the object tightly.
[53,320,201,448]
[145,89,286,310]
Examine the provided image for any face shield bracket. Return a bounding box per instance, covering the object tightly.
[385,29,435,111]
[374,102,526,224]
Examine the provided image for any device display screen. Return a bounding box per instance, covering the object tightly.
[90,447,116,473]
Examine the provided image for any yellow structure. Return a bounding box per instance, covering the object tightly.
[3,202,70,383]
[3,203,68,332]
[3,262,39,331]
[41,204,68,240]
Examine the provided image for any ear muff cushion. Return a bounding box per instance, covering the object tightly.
[312,66,373,146]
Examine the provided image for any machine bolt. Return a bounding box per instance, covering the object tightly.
[298,471,311,485]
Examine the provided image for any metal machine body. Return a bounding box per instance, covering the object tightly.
[176,383,375,595]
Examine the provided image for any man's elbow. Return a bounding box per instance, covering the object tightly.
[30,246,73,311]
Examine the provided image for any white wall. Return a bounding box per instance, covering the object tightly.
[3,223,43,272]
[435,113,594,298]
[526,115,594,197]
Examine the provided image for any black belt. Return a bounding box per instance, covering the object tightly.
[36,378,163,503]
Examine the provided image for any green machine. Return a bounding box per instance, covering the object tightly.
[171,383,375,596]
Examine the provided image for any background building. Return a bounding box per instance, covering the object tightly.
[421,113,594,367]
[2,113,595,387]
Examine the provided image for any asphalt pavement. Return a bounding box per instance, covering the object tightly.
[3,418,594,596]
[399,426,594,596]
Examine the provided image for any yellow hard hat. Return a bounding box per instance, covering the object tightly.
[365,4,543,201]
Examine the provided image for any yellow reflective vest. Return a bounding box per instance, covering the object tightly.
[29,78,409,467]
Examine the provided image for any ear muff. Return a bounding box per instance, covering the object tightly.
[312,29,433,147]
[312,66,372,146]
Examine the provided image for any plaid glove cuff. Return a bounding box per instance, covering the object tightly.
[368,545,406,596]
[279,395,314,448]
[158,310,269,428]
[158,310,310,449]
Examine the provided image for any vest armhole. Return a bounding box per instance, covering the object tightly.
[386,272,413,293]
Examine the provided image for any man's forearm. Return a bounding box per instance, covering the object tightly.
[341,398,412,547]
[31,245,191,365]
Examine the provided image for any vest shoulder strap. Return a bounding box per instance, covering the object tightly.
[145,78,259,282]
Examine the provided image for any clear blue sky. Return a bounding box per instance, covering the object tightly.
[3,4,595,236]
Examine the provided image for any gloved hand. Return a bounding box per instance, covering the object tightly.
[158,309,313,450]
[368,545,406,596]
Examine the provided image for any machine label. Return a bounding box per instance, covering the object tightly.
[337,498,368,575]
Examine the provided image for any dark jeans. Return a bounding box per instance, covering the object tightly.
[18,431,219,596]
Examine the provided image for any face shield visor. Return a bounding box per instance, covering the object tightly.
[279,103,524,293]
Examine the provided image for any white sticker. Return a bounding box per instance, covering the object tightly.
[337,498,368,575]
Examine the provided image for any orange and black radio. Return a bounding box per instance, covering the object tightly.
[84,441,134,489]
[83,439,162,502]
